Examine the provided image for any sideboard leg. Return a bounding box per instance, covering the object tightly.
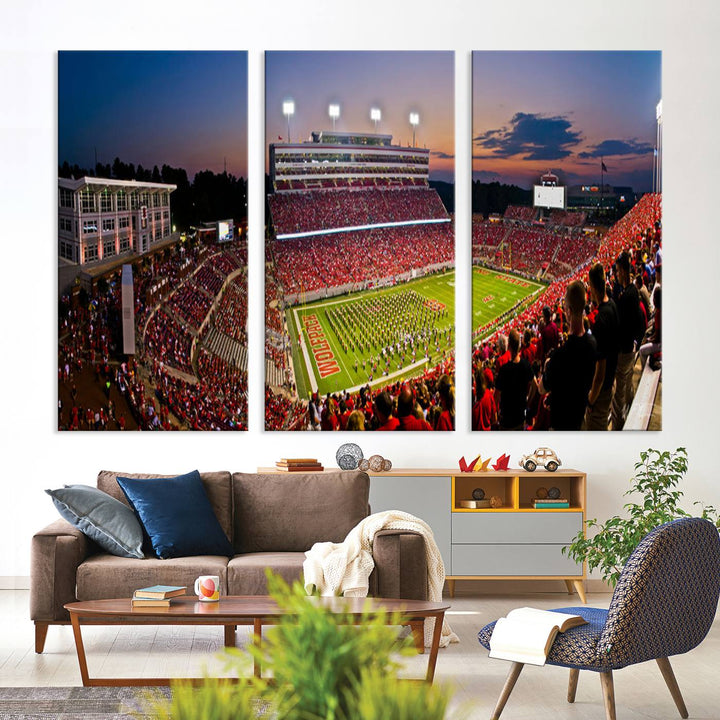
[447,579,456,598]
[572,580,587,604]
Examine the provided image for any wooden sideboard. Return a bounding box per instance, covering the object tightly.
[258,467,587,602]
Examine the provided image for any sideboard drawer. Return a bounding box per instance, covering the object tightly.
[452,512,582,545]
[451,543,582,577]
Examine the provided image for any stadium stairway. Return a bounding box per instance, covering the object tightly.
[265,358,285,388]
[202,326,248,372]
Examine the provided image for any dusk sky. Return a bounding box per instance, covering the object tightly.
[265,51,454,182]
[473,51,661,192]
[59,51,248,180]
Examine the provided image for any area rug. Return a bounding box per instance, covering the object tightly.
[0,686,170,719]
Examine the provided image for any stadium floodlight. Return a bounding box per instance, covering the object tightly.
[409,112,419,147]
[329,103,340,131]
[283,100,295,142]
[370,107,381,132]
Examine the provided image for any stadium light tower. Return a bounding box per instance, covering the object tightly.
[283,100,295,143]
[370,107,381,132]
[329,103,340,132]
[409,112,419,147]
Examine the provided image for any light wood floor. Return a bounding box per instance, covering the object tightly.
[2,588,719,719]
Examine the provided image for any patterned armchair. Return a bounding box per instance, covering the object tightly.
[478,518,720,720]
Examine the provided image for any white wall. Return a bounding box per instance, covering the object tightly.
[1,0,718,584]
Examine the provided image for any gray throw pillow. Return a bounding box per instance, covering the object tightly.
[46,484,144,559]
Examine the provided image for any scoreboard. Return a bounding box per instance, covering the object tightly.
[533,185,566,210]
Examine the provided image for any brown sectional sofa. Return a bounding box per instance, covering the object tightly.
[31,469,428,653]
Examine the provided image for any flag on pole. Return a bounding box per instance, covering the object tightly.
[601,160,608,173]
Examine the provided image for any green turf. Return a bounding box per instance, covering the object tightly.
[472,266,544,334]
[287,271,455,398]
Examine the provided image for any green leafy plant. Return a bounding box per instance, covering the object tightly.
[141,680,264,720]
[143,570,455,720]
[349,668,453,720]
[564,448,720,586]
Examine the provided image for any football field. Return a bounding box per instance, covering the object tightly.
[287,271,455,397]
[472,266,544,334]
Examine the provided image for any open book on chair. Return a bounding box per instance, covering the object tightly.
[489,607,587,666]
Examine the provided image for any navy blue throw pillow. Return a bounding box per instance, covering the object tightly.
[116,470,234,559]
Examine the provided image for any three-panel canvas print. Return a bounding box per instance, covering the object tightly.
[57,50,661,432]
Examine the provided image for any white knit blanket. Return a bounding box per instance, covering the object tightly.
[303,510,459,648]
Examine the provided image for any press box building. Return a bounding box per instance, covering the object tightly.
[58,177,176,265]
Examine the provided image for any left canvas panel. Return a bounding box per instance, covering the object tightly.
[58,51,249,431]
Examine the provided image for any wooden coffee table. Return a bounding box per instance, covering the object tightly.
[64,595,449,687]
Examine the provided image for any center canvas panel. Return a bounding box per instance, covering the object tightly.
[265,51,455,432]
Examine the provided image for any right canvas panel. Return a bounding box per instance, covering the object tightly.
[471,51,662,432]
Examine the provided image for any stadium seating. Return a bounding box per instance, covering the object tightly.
[471,193,662,431]
[268,186,449,236]
[271,223,453,296]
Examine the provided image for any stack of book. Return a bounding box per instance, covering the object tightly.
[275,458,324,472]
[131,584,186,608]
[532,498,570,509]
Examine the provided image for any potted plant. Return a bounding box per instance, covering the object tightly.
[564,448,719,587]
[143,572,458,720]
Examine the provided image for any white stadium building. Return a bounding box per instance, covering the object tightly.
[58,177,176,265]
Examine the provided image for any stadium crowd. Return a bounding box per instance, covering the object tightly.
[473,221,600,280]
[58,240,249,431]
[472,193,661,431]
[271,358,456,432]
[271,223,453,296]
[268,186,448,236]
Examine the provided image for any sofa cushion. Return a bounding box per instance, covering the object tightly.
[76,554,229,600]
[97,470,233,541]
[228,552,306,595]
[45,485,144,559]
[117,471,234,559]
[231,471,369,553]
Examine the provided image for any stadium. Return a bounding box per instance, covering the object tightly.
[471,181,662,431]
[265,129,456,431]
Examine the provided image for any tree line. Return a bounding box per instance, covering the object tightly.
[59,158,247,231]
[472,181,531,217]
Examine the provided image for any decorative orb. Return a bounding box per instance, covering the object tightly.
[336,443,363,470]
[548,486,561,499]
[472,487,486,501]
[368,454,384,472]
[358,459,370,471]
[536,487,548,499]
[490,495,503,508]
[382,458,393,471]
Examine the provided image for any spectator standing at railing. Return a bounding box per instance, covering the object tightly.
[495,329,533,431]
[472,369,497,431]
[538,305,559,362]
[585,263,619,430]
[612,252,646,430]
[539,280,597,431]
[635,274,651,321]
